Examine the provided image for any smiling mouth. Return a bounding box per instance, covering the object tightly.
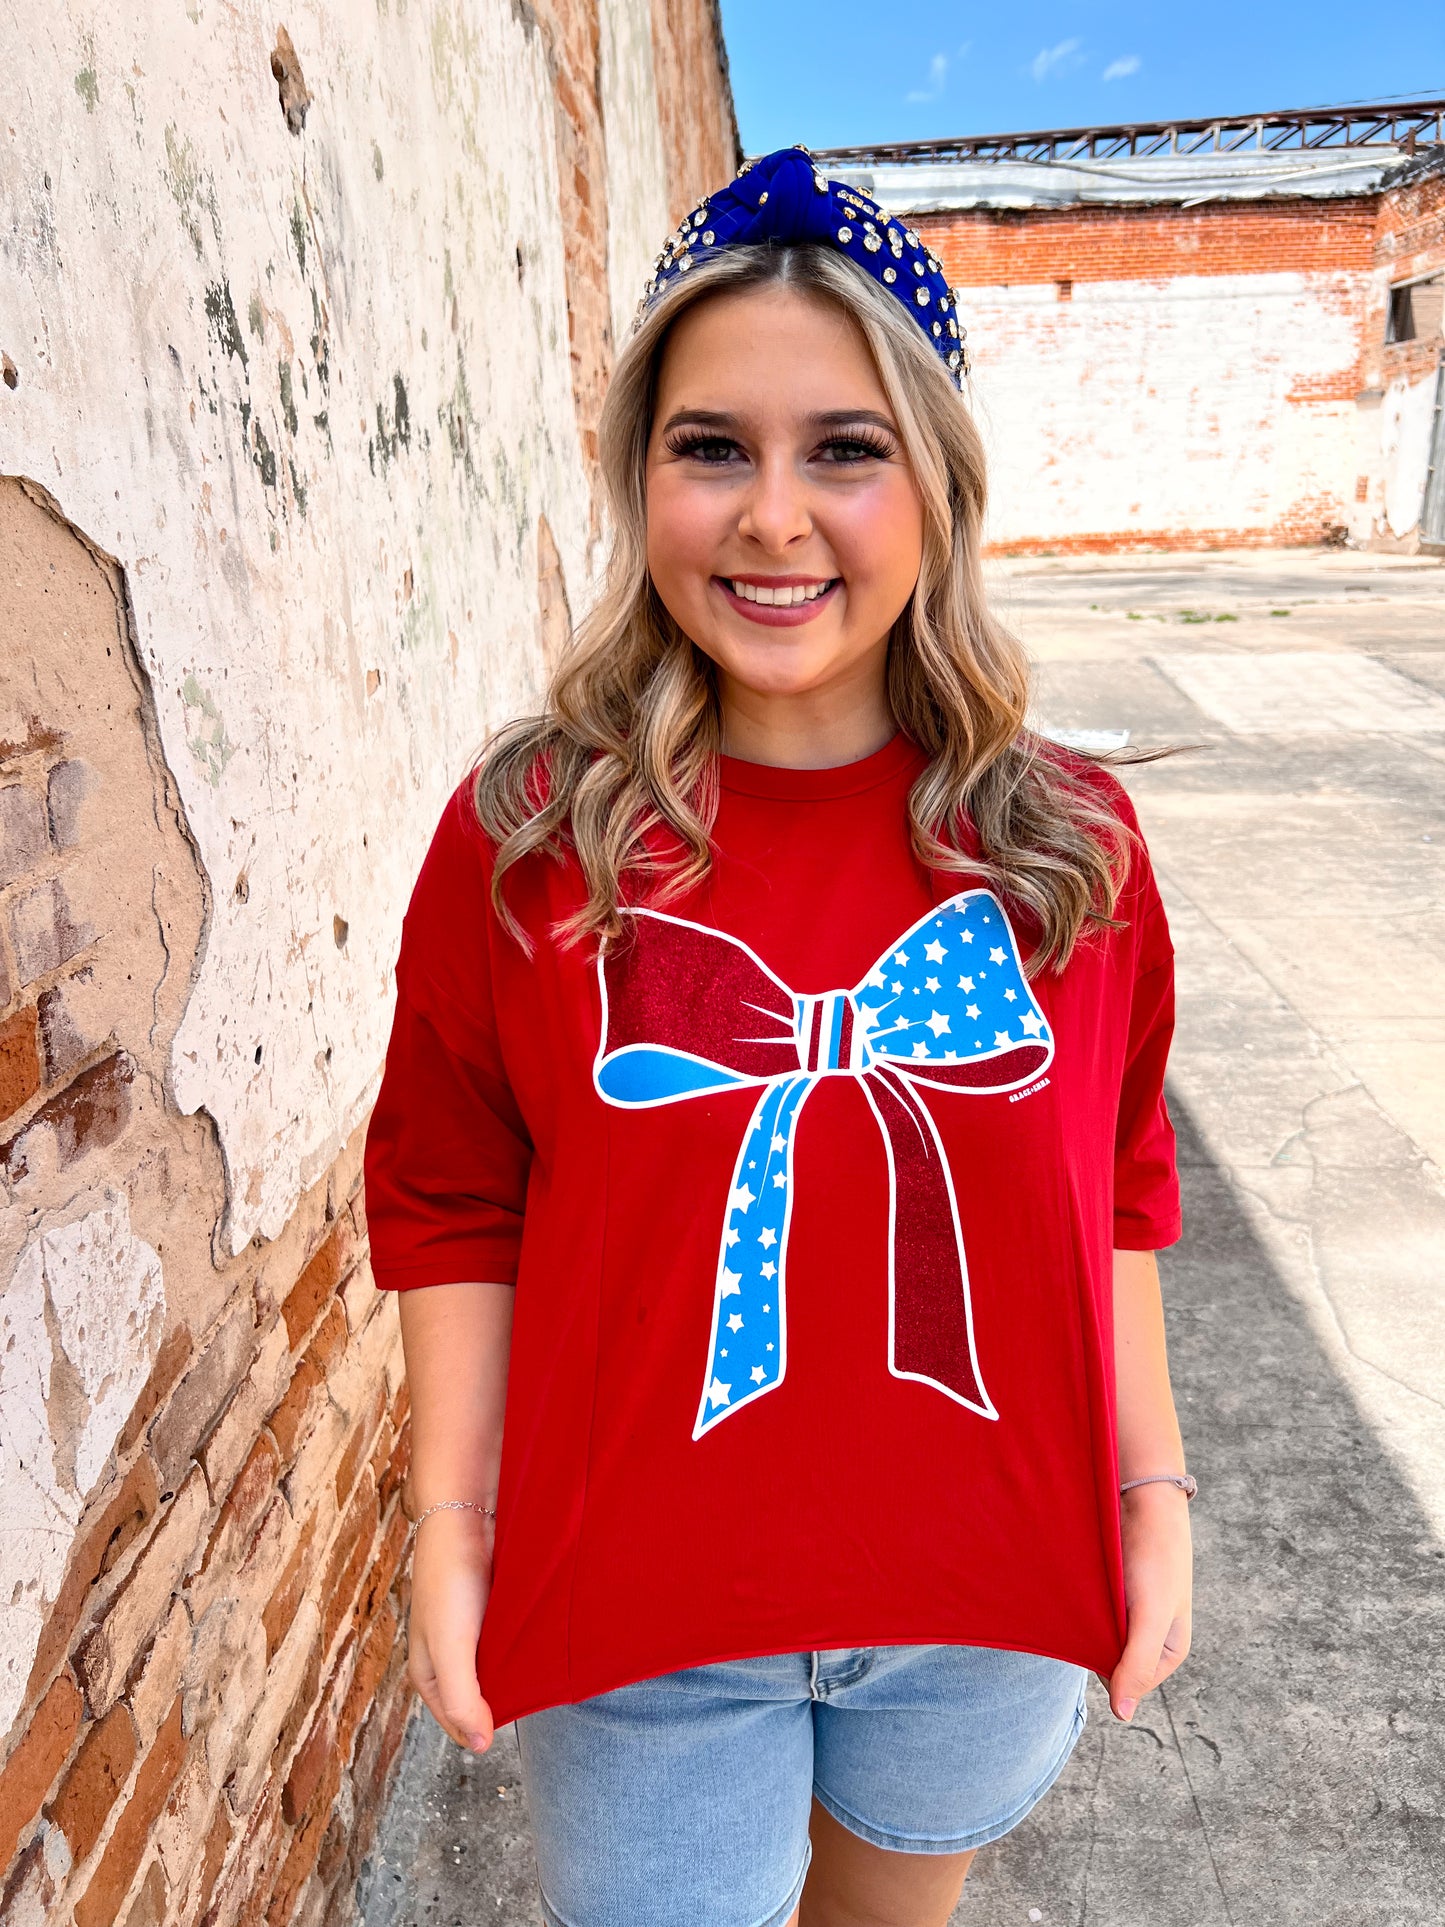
[722,577,838,606]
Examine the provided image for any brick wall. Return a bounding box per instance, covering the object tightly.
[1,775,135,1189]
[0,1159,411,1927]
[1353,160,1445,546]
[1370,162,1445,389]
[0,2,736,1923]
[0,476,413,1927]
[921,195,1379,288]
[535,0,616,493]
[911,192,1409,553]
[529,0,737,507]
[648,0,739,222]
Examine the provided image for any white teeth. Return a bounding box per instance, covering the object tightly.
[728,579,832,606]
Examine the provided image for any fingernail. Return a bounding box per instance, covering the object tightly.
[1117,1698,1136,1723]
[469,1733,491,1753]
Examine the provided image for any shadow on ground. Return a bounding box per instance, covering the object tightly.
[957,1092,1445,1927]
[356,1094,1445,1927]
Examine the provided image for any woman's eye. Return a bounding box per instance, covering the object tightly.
[818,436,891,464]
[670,435,739,464]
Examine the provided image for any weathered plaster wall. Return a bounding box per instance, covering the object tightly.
[599,0,673,348]
[952,271,1364,552]
[648,0,739,224]
[3,3,597,1259]
[0,476,217,1742]
[1,0,731,1262]
[0,4,735,1923]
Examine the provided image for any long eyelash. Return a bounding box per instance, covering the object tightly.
[826,430,893,458]
[664,431,732,458]
[662,428,895,459]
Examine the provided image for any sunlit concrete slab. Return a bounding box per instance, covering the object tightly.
[1153,650,1445,734]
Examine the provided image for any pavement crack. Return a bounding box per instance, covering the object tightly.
[1161,1687,1236,1926]
[1227,1171,1445,1415]
[1148,865,1445,1417]
[1079,1721,1108,1926]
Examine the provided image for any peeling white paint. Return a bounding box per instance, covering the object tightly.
[961,273,1362,543]
[1378,371,1439,538]
[0,2,675,1253]
[0,1195,164,1735]
[599,0,672,349]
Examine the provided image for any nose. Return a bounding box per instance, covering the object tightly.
[736,449,813,554]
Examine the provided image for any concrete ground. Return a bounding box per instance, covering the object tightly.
[355,549,1445,1927]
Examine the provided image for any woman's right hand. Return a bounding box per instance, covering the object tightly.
[407,1509,497,1753]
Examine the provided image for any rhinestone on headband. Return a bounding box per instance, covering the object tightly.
[635,144,966,390]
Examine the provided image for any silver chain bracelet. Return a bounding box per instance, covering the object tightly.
[1119,1473,1197,1501]
[412,1498,497,1530]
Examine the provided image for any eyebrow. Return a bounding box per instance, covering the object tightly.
[659,407,899,436]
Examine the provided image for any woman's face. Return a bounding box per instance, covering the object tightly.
[644,284,924,714]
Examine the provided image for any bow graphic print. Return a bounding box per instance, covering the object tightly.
[593,893,1054,1438]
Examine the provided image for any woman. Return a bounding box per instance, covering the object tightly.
[365,146,1193,1927]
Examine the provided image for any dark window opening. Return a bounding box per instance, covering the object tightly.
[1387,277,1444,344]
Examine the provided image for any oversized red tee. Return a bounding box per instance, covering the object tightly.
[365,734,1180,1725]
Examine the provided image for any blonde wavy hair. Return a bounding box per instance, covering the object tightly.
[475,241,1136,973]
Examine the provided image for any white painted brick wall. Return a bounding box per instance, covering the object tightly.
[959,272,1365,546]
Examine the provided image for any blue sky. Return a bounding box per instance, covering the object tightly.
[718,1,1445,154]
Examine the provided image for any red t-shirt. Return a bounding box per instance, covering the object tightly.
[365,733,1180,1724]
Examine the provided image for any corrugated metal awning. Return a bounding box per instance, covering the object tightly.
[835,149,1407,214]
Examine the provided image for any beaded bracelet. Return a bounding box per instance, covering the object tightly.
[412,1498,497,1529]
[1119,1473,1197,1501]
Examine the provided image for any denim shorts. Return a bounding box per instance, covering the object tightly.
[516,1644,1088,1927]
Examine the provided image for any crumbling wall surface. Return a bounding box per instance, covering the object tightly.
[0,3,735,1925]
[922,200,1374,551]
[0,477,214,1742]
[648,0,740,221]
[0,473,412,1927]
[3,3,598,1262]
[1351,159,1445,548]
[599,0,673,347]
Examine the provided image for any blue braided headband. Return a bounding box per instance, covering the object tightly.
[636,145,969,388]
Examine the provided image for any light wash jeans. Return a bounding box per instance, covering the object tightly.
[517,1643,1088,1927]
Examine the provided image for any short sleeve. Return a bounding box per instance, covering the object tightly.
[1112,828,1182,1251]
[364,784,532,1289]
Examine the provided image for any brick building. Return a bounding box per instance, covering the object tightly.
[0,7,734,1926]
[830,105,1445,554]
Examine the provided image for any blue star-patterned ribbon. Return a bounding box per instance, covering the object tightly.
[594,891,1053,1437]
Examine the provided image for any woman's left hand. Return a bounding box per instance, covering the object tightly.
[1107,1482,1193,1721]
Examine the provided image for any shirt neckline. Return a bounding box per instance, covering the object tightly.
[718,731,923,800]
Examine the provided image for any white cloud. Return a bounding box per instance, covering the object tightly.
[1030,37,1083,82]
[1103,54,1142,81]
[907,52,949,103]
